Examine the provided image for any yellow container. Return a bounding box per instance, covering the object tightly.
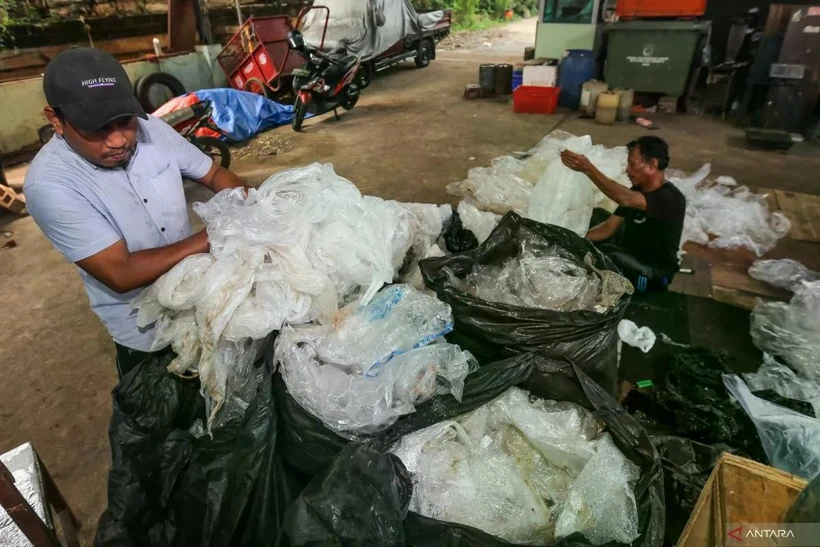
[595,91,619,125]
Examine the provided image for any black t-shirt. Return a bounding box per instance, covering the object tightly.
[614,182,686,275]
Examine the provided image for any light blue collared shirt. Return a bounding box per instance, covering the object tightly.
[24,115,213,351]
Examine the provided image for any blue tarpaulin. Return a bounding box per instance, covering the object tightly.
[194,88,296,142]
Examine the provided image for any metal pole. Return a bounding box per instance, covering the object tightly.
[234,0,243,27]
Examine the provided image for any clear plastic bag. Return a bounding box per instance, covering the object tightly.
[748,259,820,291]
[392,387,639,546]
[743,354,820,418]
[275,284,477,435]
[668,164,791,256]
[457,240,629,313]
[618,319,656,354]
[446,157,533,216]
[750,280,820,384]
[723,374,820,479]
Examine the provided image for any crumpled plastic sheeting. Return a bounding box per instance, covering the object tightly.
[667,164,791,256]
[749,259,820,291]
[446,155,532,215]
[724,375,820,479]
[449,240,632,313]
[750,280,820,384]
[275,284,478,435]
[528,135,630,236]
[618,319,656,353]
[457,200,501,245]
[744,354,820,419]
[392,387,640,546]
[446,131,631,235]
[133,164,448,430]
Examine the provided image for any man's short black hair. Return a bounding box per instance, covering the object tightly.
[627,136,670,170]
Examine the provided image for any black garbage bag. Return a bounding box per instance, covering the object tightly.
[94,350,301,547]
[650,435,736,546]
[444,210,479,253]
[623,347,768,464]
[420,212,630,395]
[280,351,665,547]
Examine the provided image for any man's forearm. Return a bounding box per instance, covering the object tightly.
[585,167,638,207]
[79,231,210,294]
[119,231,209,291]
[205,164,249,193]
[586,222,612,242]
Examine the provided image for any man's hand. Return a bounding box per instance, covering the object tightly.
[560,150,595,175]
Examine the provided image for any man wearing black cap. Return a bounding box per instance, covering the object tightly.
[24,47,249,378]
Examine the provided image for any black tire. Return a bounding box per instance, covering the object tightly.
[192,136,231,169]
[135,72,186,112]
[342,94,359,110]
[243,77,271,98]
[357,62,373,89]
[415,39,433,68]
[292,97,307,131]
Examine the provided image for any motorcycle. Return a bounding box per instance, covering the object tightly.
[157,99,231,169]
[288,30,364,131]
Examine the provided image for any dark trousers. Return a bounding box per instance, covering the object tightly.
[589,208,670,292]
[114,343,151,380]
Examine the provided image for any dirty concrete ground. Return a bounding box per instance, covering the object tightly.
[2,17,820,544]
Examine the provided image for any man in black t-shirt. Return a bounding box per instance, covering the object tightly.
[560,136,686,292]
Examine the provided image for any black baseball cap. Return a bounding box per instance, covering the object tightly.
[44,47,147,132]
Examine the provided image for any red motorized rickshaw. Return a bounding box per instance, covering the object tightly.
[216,0,451,102]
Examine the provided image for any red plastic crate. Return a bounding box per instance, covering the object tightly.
[513,86,559,114]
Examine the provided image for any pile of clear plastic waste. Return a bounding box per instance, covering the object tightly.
[274,284,478,435]
[750,280,820,387]
[447,239,632,313]
[731,280,820,478]
[667,165,791,256]
[748,259,820,291]
[132,164,452,430]
[446,131,631,237]
[392,387,641,546]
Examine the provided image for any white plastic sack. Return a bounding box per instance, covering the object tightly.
[392,387,640,546]
[668,164,791,256]
[724,375,820,479]
[748,259,820,291]
[617,320,656,354]
[275,284,477,435]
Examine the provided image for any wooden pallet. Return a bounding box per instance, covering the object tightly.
[678,453,807,546]
[0,184,26,215]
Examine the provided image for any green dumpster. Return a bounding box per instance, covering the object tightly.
[603,21,710,96]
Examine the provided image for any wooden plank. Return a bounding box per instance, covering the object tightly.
[710,262,792,300]
[774,190,820,243]
[678,454,808,547]
[711,286,769,310]
[670,254,713,298]
[717,454,807,535]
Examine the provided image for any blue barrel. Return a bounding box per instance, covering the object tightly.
[511,69,523,92]
[558,49,596,109]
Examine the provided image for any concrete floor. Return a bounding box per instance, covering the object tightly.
[1,17,820,544]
